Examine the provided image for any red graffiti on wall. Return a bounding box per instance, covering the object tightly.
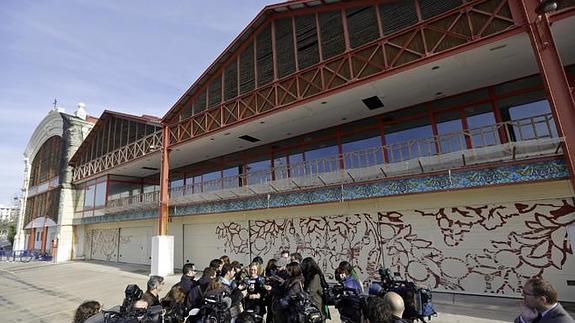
[215,199,574,295]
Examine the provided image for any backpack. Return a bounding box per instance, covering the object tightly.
[293,282,323,323]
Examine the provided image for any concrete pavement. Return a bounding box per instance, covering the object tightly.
[0,260,573,322]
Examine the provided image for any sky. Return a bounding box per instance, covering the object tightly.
[0,0,272,205]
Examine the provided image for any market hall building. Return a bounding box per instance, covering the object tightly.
[24,0,575,301]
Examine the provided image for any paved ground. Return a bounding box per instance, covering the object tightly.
[0,260,573,322]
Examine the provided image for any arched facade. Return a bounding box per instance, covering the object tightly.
[14,108,95,261]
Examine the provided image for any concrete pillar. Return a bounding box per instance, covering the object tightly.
[151,235,174,276]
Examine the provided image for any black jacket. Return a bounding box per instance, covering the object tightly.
[186,276,211,310]
[142,291,160,307]
[179,275,197,294]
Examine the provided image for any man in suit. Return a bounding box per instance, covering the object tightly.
[515,277,574,323]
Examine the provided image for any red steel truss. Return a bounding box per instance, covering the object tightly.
[72,130,162,182]
[515,0,575,188]
[168,0,518,147]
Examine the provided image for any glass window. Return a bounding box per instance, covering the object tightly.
[273,155,289,180]
[435,112,465,153]
[465,104,498,147]
[170,178,184,197]
[202,171,222,192]
[288,152,305,178]
[304,144,339,175]
[342,131,383,169]
[508,100,556,140]
[94,181,107,207]
[84,185,95,209]
[222,167,240,189]
[74,186,86,212]
[384,119,435,162]
[107,181,141,200]
[191,175,202,194]
[246,160,271,185]
[143,184,159,193]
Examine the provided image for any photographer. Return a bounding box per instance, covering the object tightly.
[336,262,363,294]
[187,267,216,313]
[202,279,233,323]
[219,263,247,320]
[334,262,364,323]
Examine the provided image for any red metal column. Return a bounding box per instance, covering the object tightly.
[158,125,171,236]
[515,0,575,187]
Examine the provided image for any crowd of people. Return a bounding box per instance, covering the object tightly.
[72,251,574,323]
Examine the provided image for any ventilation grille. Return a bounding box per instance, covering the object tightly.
[275,18,296,79]
[362,96,384,110]
[208,76,222,108]
[319,10,345,60]
[347,6,380,48]
[239,135,261,143]
[194,90,207,114]
[224,60,238,101]
[419,0,463,20]
[295,14,320,69]
[240,43,255,94]
[257,25,274,87]
[380,2,418,35]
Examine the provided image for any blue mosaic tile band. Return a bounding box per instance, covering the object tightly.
[74,159,568,224]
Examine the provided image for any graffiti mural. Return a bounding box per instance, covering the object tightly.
[215,199,575,297]
[89,228,119,262]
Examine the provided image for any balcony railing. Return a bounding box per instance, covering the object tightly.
[104,190,160,212]
[72,130,162,182]
[101,113,562,213]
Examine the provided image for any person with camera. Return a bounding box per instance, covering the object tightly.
[336,262,363,294]
[202,278,234,323]
[301,257,329,321]
[219,263,248,320]
[186,267,216,311]
[334,262,364,323]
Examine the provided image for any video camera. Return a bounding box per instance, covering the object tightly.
[369,267,436,322]
[201,292,232,323]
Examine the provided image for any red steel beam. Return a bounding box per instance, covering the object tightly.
[514,0,575,188]
[158,125,171,236]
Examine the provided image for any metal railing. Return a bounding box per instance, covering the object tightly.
[105,190,160,210]
[102,113,559,211]
[73,130,163,182]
